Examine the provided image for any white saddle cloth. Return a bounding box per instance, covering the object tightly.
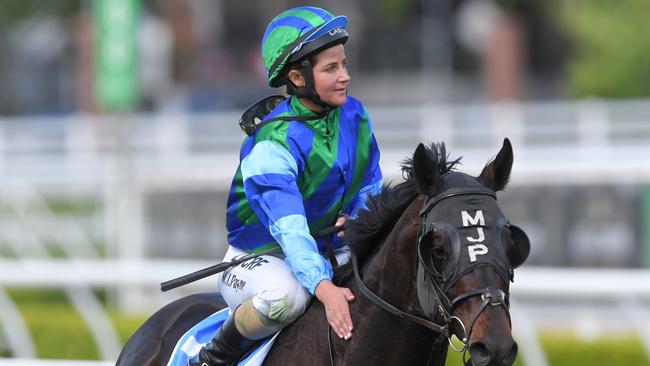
[166,307,280,366]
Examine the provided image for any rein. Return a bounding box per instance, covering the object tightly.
[325,253,456,366]
[351,253,450,335]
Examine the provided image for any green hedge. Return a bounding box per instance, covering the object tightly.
[5,289,650,365]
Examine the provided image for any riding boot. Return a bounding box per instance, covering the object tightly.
[188,315,254,366]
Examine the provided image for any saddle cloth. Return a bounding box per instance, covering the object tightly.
[166,307,281,366]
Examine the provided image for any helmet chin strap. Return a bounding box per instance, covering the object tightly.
[285,59,334,112]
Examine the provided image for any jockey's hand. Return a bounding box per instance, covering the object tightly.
[335,215,347,238]
[315,279,355,340]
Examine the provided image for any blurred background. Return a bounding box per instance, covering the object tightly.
[0,0,649,365]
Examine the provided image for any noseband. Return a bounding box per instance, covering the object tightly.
[350,185,513,365]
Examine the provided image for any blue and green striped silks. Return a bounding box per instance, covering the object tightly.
[225,96,382,294]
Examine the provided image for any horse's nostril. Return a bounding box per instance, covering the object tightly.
[469,342,491,366]
[503,341,518,365]
[469,340,518,366]
[468,340,518,366]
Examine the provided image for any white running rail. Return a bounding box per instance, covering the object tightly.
[1,263,650,365]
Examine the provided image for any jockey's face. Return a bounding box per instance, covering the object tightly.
[288,44,351,112]
[311,44,350,108]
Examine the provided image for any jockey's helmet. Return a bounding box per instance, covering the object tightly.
[262,6,349,88]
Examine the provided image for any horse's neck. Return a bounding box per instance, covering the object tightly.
[361,196,423,308]
[339,196,445,364]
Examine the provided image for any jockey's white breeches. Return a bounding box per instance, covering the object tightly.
[218,245,350,327]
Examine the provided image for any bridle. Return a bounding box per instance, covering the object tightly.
[417,186,512,354]
[341,185,514,366]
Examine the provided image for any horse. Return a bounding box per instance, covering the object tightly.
[117,138,530,366]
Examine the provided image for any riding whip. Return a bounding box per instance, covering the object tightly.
[160,225,343,292]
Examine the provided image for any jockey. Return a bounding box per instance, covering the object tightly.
[190,6,382,366]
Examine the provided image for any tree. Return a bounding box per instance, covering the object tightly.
[562,0,650,98]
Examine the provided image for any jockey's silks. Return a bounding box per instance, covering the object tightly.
[225,96,382,294]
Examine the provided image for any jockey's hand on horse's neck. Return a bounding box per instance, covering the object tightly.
[315,279,355,340]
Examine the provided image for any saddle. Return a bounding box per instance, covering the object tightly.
[166,308,281,366]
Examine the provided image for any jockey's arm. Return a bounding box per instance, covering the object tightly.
[333,132,383,243]
[242,140,356,339]
[241,140,333,294]
[344,113,383,221]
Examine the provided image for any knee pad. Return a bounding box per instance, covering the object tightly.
[252,287,310,326]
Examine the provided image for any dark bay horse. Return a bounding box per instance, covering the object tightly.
[117,138,530,366]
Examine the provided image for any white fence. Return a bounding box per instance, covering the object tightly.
[0,263,649,365]
[2,99,650,189]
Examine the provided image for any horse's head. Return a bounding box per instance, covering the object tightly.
[412,138,530,366]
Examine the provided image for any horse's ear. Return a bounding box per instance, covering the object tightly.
[478,138,513,192]
[413,143,443,196]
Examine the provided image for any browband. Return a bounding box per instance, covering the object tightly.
[420,187,496,216]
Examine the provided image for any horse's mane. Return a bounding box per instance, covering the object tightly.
[345,142,461,263]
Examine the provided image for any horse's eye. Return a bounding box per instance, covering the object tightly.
[432,246,447,260]
[431,231,450,270]
[433,231,447,246]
